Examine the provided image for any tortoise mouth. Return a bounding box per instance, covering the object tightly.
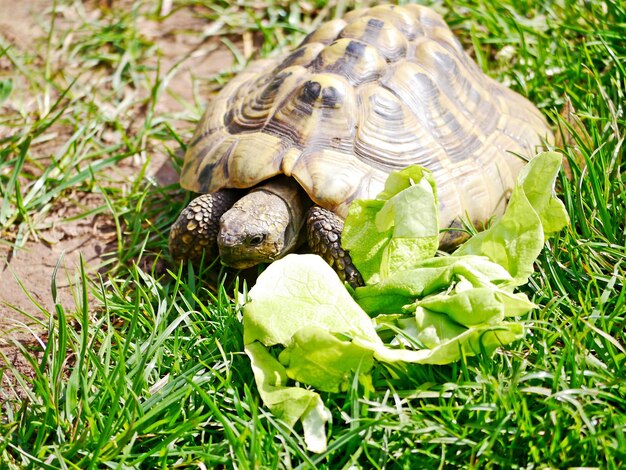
[220,255,259,270]
[219,247,278,269]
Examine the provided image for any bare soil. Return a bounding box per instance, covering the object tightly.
[0,1,234,386]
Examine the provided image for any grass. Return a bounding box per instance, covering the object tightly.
[1,0,625,468]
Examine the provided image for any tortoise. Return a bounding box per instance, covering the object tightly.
[169,4,552,286]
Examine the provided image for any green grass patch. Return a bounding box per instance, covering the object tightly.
[1,0,624,468]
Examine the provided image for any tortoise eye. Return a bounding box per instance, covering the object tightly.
[248,234,266,246]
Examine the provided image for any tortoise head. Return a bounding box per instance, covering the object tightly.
[217,177,311,269]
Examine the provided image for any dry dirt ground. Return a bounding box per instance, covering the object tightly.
[0,1,235,382]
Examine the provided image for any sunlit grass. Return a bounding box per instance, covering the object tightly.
[1,0,624,468]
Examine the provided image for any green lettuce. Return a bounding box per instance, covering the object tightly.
[341,166,440,284]
[243,151,568,453]
[244,254,382,394]
[454,151,569,285]
[244,255,381,453]
[244,255,526,451]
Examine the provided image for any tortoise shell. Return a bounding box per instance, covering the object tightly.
[180,4,551,230]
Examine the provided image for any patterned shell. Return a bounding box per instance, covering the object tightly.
[180,4,552,229]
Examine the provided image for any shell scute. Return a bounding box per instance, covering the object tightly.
[312,38,387,86]
[338,16,408,62]
[300,18,347,46]
[354,83,445,172]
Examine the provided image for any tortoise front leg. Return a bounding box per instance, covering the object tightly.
[169,189,241,264]
[306,206,364,288]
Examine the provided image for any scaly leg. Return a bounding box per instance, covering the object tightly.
[169,189,241,263]
[306,206,363,288]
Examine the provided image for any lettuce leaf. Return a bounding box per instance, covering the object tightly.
[243,255,381,350]
[243,151,568,453]
[244,255,382,452]
[353,254,515,314]
[245,341,331,453]
[341,166,439,284]
[243,255,527,451]
[454,151,569,285]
